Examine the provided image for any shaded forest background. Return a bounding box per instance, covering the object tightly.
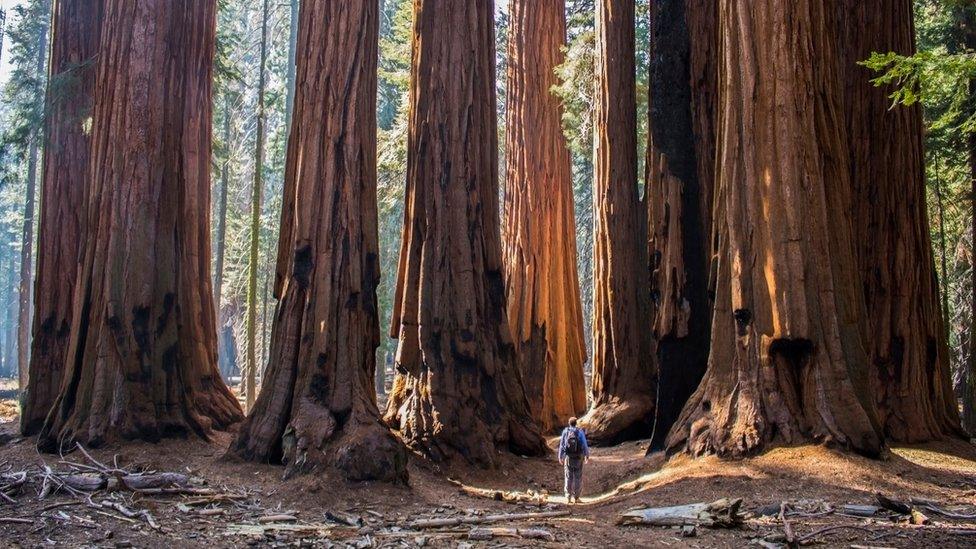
[0,0,972,407]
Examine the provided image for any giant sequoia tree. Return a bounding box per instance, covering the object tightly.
[385,0,546,466]
[20,0,102,436]
[643,0,713,448]
[582,0,656,445]
[840,0,962,442]
[38,0,243,451]
[231,0,407,483]
[502,0,587,433]
[666,0,884,458]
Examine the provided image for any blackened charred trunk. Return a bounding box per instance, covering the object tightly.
[644,0,712,451]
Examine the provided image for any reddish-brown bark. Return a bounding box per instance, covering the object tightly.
[502,0,587,434]
[840,0,962,442]
[21,0,102,436]
[230,0,406,483]
[666,0,883,458]
[38,0,243,451]
[582,0,656,445]
[384,0,546,466]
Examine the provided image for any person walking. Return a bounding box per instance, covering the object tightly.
[558,417,590,504]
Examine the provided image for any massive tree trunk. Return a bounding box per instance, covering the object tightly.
[665,0,883,458]
[502,0,587,434]
[384,0,546,466]
[686,0,718,249]
[840,0,962,442]
[231,0,406,483]
[582,0,656,445]
[17,2,50,391]
[38,0,244,452]
[244,0,270,412]
[21,0,102,435]
[643,0,714,449]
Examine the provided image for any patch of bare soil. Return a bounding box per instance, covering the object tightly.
[1,396,976,548]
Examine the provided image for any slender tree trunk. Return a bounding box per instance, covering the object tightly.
[962,4,976,436]
[582,0,655,445]
[232,0,406,482]
[213,95,230,316]
[502,0,587,434]
[666,0,883,458]
[0,9,7,68]
[21,0,103,435]
[17,4,50,391]
[284,0,298,133]
[245,0,270,412]
[840,0,962,442]
[38,0,244,452]
[384,0,546,466]
[643,0,714,450]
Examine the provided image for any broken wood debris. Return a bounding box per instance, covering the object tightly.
[467,526,554,542]
[616,498,744,528]
[408,509,570,529]
[446,477,549,506]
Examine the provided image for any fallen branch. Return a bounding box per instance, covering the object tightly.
[408,509,570,529]
[468,527,554,542]
[617,498,743,528]
[796,525,880,544]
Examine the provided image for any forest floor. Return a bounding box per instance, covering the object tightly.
[2,383,976,548]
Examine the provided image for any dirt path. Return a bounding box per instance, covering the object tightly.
[2,398,976,547]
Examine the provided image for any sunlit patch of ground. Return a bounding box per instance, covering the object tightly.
[0,377,19,424]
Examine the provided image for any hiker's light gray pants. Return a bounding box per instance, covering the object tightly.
[564,457,584,499]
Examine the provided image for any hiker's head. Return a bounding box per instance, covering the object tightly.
[568,417,578,427]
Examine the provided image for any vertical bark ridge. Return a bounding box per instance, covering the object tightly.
[21,0,102,436]
[384,0,547,467]
[502,0,587,434]
[582,0,657,445]
[840,0,963,442]
[666,0,883,458]
[38,0,243,451]
[230,0,407,483]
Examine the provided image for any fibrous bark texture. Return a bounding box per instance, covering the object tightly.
[643,0,712,449]
[686,0,718,254]
[385,0,546,466]
[840,0,962,442]
[38,0,243,452]
[666,0,883,458]
[21,0,102,436]
[502,0,587,434]
[582,0,656,445]
[231,0,407,483]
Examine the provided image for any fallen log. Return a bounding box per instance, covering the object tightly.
[468,527,554,542]
[875,493,911,515]
[408,510,570,529]
[58,472,190,493]
[616,498,743,528]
